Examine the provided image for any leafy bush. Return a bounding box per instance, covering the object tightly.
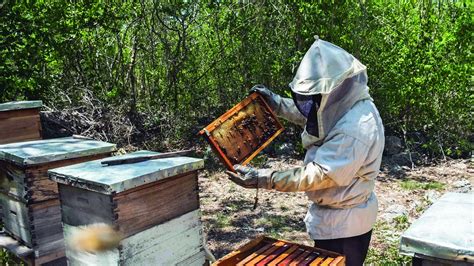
[0,1,471,155]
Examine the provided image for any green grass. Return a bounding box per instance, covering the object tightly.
[0,249,14,265]
[215,213,232,228]
[250,155,268,168]
[255,215,293,238]
[399,179,445,191]
[365,220,411,264]
[393,215,410,231]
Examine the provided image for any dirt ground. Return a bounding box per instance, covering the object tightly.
[199,156,473,263]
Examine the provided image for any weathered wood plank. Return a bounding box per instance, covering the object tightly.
[63,223,120,266]
[34,238,65,258]
[59,184,115,226]
[0,231,33,264]
[61,205,115,227]
[0,193,32,245]
[0,108,39,118]
[176,250,206,266]
[0,113,40,129]
[0,161,26,200]
[63,210,204,266]
[120,210,203,261]
[0,113,41,145]
[34,250,66,266]
[26,153,109,203]
[114,172,199,237]
[0,153,110,204]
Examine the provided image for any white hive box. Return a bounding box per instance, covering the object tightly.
[0,137,116,265]
[48,150,206,266]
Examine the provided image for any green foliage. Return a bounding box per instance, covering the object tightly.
[255,215,293,238]
[250,154,268,168]
[215,212,232,228]
[366,220,411,264]
[399,179,445,191]
[0,248,17,265]
[0,1,472,154]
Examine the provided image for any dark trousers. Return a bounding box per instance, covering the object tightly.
[314,230,372,266]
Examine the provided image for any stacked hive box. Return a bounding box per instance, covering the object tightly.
[0,101,43,144]
[48,150,205,265]
[0,137,116,265]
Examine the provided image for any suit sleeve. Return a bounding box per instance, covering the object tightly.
[269,133,369,192]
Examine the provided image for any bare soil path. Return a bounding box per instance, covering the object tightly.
[200,157,473,263]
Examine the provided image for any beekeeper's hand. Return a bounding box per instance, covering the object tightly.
[249,85,280,111]
[226,164,273,189]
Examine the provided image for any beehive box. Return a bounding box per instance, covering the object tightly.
[0,101,43,145]
[0,137,116,264]
[400,192,474,265]
[48,151,205,265]
[214,236,345,266]
[200,92,284,172]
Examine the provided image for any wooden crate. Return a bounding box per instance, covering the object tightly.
[0,137,116,265]
[200,92,284,172]
[213,236,345,266]
[48,150,205,265]
[0,101,43,145]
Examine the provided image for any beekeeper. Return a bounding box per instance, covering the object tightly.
[227,37,384,266]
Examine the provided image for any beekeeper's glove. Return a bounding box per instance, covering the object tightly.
[226,164,273,189]
[250,85,306,127]
[249,85,280,111]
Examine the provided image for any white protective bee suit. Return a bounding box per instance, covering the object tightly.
[250,38,385,240]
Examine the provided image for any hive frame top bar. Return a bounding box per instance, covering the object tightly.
[0,137,116,166]
[48,150,204,194]
[200,92,284,172]
[0,101,43,112]
[400,192,474,262]
[213,235,345,265]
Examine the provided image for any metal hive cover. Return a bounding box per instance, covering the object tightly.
[200,92,284,172]
[400,192,474,262]
[48,150,204,194]
[0,101,43,112]
[0,137,116,166]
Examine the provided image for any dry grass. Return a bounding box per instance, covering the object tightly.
[201,158,473,262]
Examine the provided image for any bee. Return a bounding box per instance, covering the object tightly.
[69,223,123,253]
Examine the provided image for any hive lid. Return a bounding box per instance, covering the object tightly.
[0,137,116,166]
[400,192,474,262]
[48,150,204,194]
[0,101,43,112]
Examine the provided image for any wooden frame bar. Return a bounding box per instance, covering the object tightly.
[213,236,345,266]
[200,93,284,172]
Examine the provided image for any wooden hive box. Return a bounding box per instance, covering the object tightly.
[0,101,43,145]
[48,150,206,265]
[0,137,116,265]
[213,236,345,266]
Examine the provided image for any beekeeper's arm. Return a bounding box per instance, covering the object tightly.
[251,85,306,127]
[227,133,369,192]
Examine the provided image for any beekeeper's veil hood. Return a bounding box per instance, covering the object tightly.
[289,37,372,148]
